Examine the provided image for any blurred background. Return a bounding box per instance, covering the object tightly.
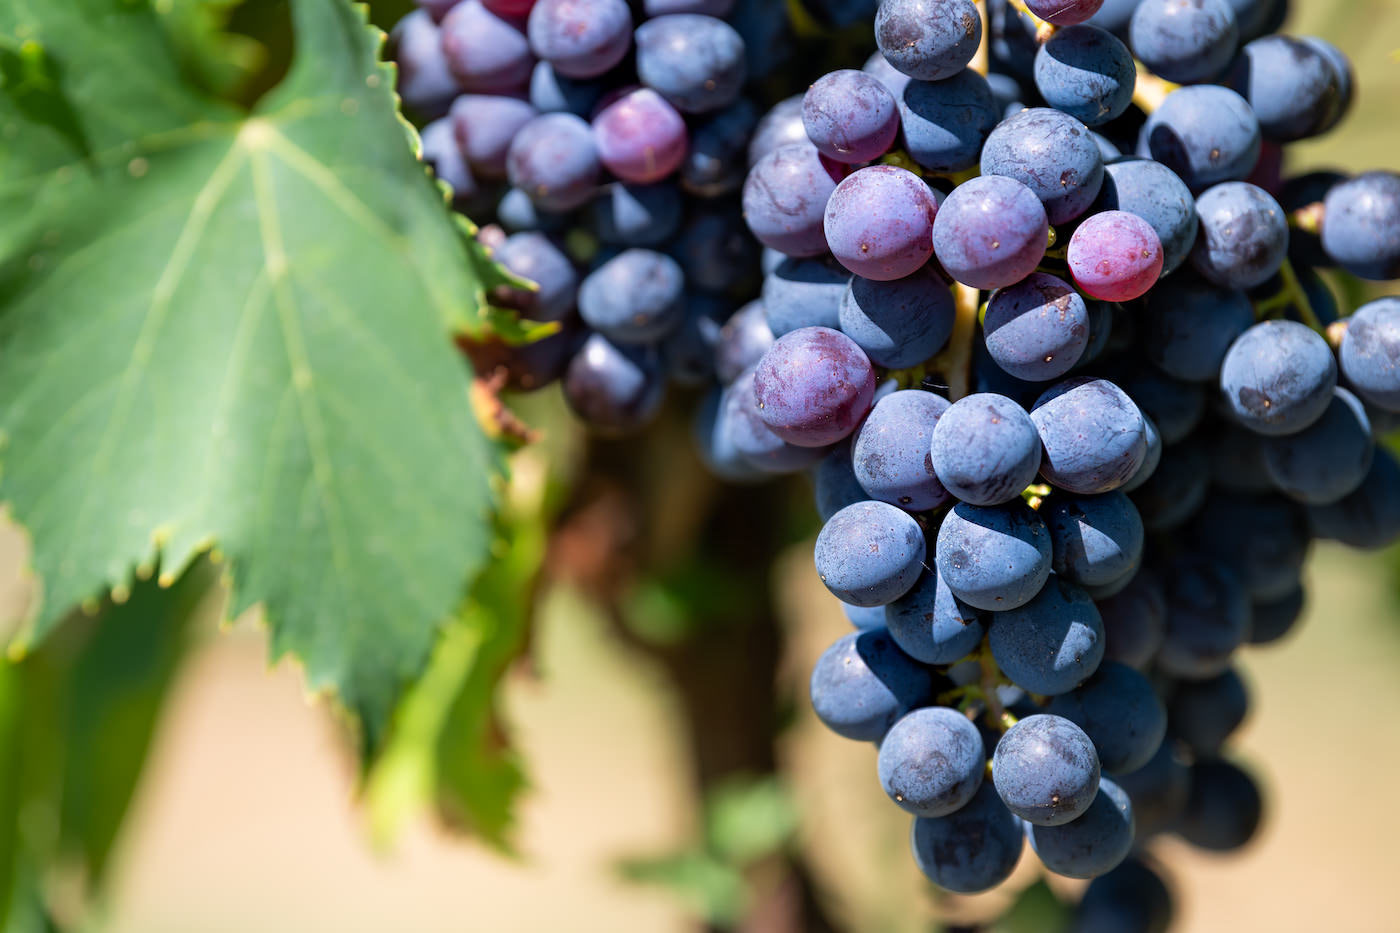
[7,1,1400,931]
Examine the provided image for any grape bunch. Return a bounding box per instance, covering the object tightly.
[398,0,1400,924]
[391,0,811,434]
[715,0,1400,920]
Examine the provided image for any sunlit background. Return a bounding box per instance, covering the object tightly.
[7,1,1400,931]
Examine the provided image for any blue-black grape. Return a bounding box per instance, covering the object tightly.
[810,628,933,741]
[393,10,462,116]
[802,69,900,164]
[742,143,844,257]
[761,258,848,336]
[1138,86,1261,192]
[1115,367,1205,444]
[1114,740,1191,838]
[1095,570,1167,669]
[815,501,927,606]
[842,600,887,630]
[930,394,1043,507]
[885,569,985,665]
[988,575,1106,695]
[671,208,760,294]
[1168,667,1248,756]
[1031,378,1148,494]
[1034,24,1137,127]
[1225,35,1344,141]
[577,249,685,343]
[1249,584,1305,645]
[1339,299,1400,412]
[1076,857,1175,933]
[993,714,1101,826]
[1190,493,1310,601]
[838,268,955,369]
[1307,447,1400,549]
[441,0,535,93]
[527,0,632,79]
[875,0,983,81]
[1048,661,1166,774]
[1120,413,1162,493]
[1141,273,1254,382]
[983,273,1090,382]
[714,299,774,386]
[1130,438,1210,531]
[1043,492,1144,588]
[491,232,579,322]
[910,783,1024,894]
[1322,172,1400,280]
[933,175,1049,289]
[1157,558,1250,679]
[1261,388,1372,505]
[853,390,951,511]
[1176,758,1263,852]
[981,108,1105,224]
[682,99,759,197]
[1219,320,1337,436]
[936,502,1053,611]
[528,61,602,116]
[562,333,665,434]
[507,113,602,210]
[589,183,683,246]
[1026,777,1134,880]
[635,14,747,114]
[1129,0,1239,85]
[879,707,986,816]
[1189,182,1289,290]
[898,71,1001,174]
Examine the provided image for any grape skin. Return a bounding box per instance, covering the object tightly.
[592,88,689,185]
[875,0,983,81]
[1043,492,1145,588]
[987,575,1106,695]
[1048,661,1167,774]
[1322,171,1400,280]
[1095,570,1167,670]
[852,390,952,512]
[824,166,938,281]
[578,249,686,343]
[1219,320,1337,437]
[506,113,602,210]
[1129,0,1239,85]
[936,502,1053,612]
[1067,210,1164,302]
[838,268,956,369]
[809,628,933,740]
[898,71,1001,174]
[1092,158,1199,275]
[884,570,985,665]
[753,326,876,447]
[441,0,536,93]
[981,108,1105,224]
[929,394,1044,507]
[802,69,900,164]
[993,714,1101,826]
[983,273,1091,382]
[910,783,1024,894]
[1261,388,1374,505]
[562,334,665,435]
[635,14,748,114]
[1339,298,1400,411]
[1031,378,1148,495]
[1176,758,1263,852]
[527,0,632,80]
[1025,776,1134,879]
[761,257,849,336]
[1189,182,1289,290]
[742,143,844,257]
[879,707,986,817]
[932,176,1049,289]
[1034,24,1136,127]
[815,501,927,606]
[1138,86,1261,192]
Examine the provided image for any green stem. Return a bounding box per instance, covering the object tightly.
[1279,258,1324,333]
[1132,68,1179,114]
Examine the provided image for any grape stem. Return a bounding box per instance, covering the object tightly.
[928,283,981,401]
[1280,258,1324,332]
[1132,68,1179,114]
[1289,201,1326,235]
[971,1,990,75]
[978,645,1012,729]
[1005,0,1058,42]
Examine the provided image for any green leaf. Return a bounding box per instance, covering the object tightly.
[704,776,799,866]
[365,450,557,849]
[992,880,1072,933]
[0,558,215,929]
[617,852,747,927]
[0,0,502,748]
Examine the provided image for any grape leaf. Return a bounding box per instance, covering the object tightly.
[0,0,502,748]
[0,558,215,928]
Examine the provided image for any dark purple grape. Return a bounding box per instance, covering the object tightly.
[753,327,876,447]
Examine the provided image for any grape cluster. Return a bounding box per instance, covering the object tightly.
[393,0,784,433]
[400,0,1400,922]
[719,0,1400,916]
